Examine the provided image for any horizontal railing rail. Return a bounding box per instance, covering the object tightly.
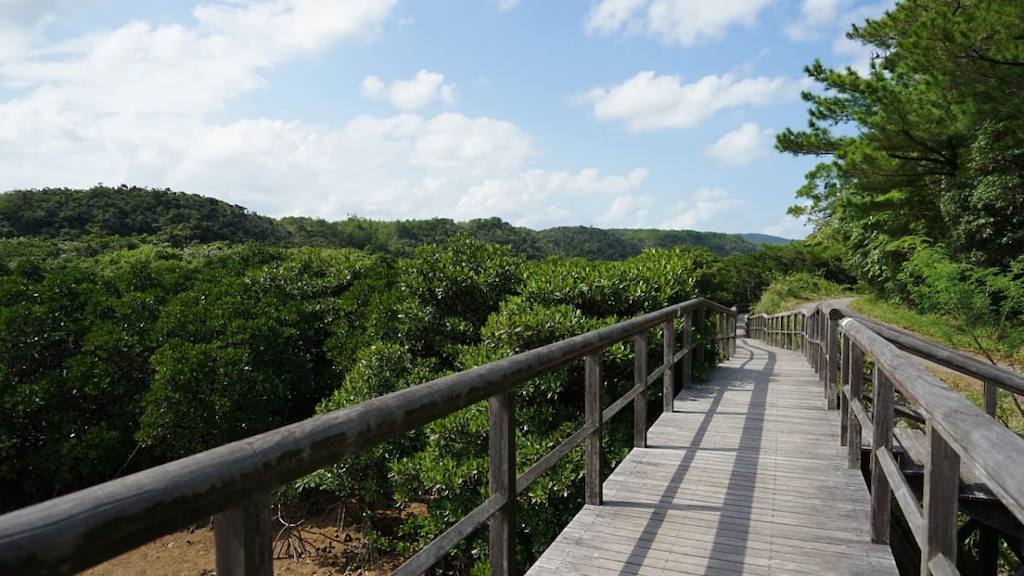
[0,298,736,576]
[749,302,1024,576]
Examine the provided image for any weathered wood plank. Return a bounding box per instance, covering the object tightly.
[527,338,897,575]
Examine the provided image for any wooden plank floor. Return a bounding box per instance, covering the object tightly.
[526,338,898,575]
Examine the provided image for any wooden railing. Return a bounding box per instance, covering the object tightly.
[750,304,1024,576]
[0,298,737,576]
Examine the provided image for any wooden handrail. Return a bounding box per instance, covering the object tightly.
[0,298,736,576]
[750,302,1024,576]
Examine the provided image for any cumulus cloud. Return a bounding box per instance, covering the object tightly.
[0,0,77,60]
[583,71,803,131]
[0,0,672,230]
[455,168,648,228]
[360,70,459,110]
[659,188,743,230]
[764,213,811,239]
[2,0,398,118]
[585,0,774,46]
[706,123,776,166]
[193,0,396,54]
[784,0,848,41]
[497,0,522,11]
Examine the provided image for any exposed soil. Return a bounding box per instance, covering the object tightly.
[80,502,424,576]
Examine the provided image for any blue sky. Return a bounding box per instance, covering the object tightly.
[0,0,892,238]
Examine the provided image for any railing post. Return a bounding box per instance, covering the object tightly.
[826,315,839,410]
[634,333,648,449]
[729,310,736,357]
[817,311,827,377]
[870,367,894,544]
[694,307,705,370]
[585,352,603,506]
[718,312,726,360]
[922,423,959,576]
[983,382,997,416]
[846,343,864,469]
[840,334,851,446]
[489,390,516,575]
[786,314,793,350]
[798,311,806,356]
[663,318,676,414]
[214,492,273,576]
[682,312,693,391]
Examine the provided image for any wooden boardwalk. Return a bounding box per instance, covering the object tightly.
[527,337,898,575]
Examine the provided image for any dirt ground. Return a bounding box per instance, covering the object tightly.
[80,502,422,576]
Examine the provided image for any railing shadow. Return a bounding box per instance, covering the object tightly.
[611,337,775,573]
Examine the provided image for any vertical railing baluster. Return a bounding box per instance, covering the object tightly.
[870,368,894,544]
[634,333,648,449]
[663,318,676,414]
[214,492,273,576]
[840,334,851,446]
[682,312,693,391]
[695,308,705,370]
[983,382,997,417]
[585,352,603,506]
[826,314,839,410]
[787,313,793,350]
[846,344,865,469]
[489,390,516,576]
[922,423,959,576]
[729,310,736,357]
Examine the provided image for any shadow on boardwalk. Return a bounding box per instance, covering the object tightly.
[526,339,897,576]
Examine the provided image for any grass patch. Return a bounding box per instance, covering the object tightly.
[850,295,1011,363]
[850,295,1024,435]
[752,272,854,315]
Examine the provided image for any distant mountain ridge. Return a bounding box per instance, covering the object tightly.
[741,233,792,246]
[0,186,789,259]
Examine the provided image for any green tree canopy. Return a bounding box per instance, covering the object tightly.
[778,0,1024,289]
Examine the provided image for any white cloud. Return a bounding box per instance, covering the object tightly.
[2,0,397,118]
[360,75,385,98]
[786,0,895,74]
[706,123,775,166]
[784,0,848,41]
[583,71,803,131]
[584,0,648,35]
[360,70,459,110]
[763,213,811,239]
[497,0,522,11]
[596,193,652,226]
[585,0,774,46]
[407,113,532,175]
[659,188,743,229]
[455,168,648,228]
[193,0,396,54]
[0,0,77,60]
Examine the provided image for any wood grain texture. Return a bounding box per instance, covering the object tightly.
[526,338,897,575]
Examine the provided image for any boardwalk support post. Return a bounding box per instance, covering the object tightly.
[870,368,894,544]
[694,308,705,375]
[826,309,841,410]
[214,492,273,576]
[634,333,648,448]
[682,312,693,391]
[585,352,603,506]
[489,390,516,576]
[663,319,675,414]
[845,344,865,470]
[922,423,959,576]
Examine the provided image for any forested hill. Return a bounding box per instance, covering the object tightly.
[0,186,786,258]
